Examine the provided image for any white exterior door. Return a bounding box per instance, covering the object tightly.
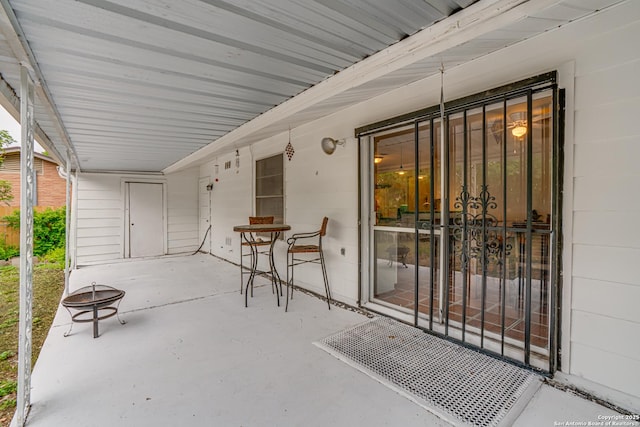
[128,182,164,258]
[198,177,212,253]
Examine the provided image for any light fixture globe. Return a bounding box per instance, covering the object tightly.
[511,124,527,138]
[321,137,337,155]
[321,137,345,155]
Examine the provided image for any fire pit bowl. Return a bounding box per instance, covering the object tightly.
[62,283,126,338]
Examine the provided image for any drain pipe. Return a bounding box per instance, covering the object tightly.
[57,161,76,296]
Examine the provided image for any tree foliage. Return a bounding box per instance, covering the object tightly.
[0,129,15,205]
[4,207,66,256]
[0,129,15,153]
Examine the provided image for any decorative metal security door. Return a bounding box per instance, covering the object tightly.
[363,74,560,372]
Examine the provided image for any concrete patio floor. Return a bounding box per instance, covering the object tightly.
[16,254,628,427]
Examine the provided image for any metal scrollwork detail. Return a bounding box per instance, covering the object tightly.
[452,185,511,267]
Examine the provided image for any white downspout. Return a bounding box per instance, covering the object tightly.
[58,152,71,295]
[57,162,77,277]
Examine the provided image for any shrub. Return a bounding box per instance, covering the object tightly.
[42,247,65,265]
[4,208,66,257]
[0,240,18,261]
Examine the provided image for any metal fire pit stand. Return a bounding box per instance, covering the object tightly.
[62,282,126,338]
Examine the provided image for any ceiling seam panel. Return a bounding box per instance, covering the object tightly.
[31,43,301,99]
[73,0,343,74]
[133,0,367,65]
[43,72,279,111]
[336,0,439,33]
[312,0,418,40]
[52,94,260,121]
[197,0,375,55]
[14,9,314,88]
[61,111,246,128]
[62,114,244,130]
[63,120,230,135]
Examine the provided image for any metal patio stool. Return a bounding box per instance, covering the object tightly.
[286,217,332,311]
[240,216,275,295]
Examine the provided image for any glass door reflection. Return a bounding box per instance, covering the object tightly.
[366,85,556,370]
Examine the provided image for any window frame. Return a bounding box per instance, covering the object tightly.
[254,152,285,224]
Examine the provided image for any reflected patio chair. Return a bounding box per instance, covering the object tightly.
[285,217,331,312]
[240,216,275,295]
[386,244,409,268]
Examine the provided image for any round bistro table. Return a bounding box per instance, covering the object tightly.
[233,223,291,308]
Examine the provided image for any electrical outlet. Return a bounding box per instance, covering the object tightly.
[225,237,232,246]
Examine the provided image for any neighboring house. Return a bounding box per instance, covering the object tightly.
[0,146,66,207]
[0,0,638,421]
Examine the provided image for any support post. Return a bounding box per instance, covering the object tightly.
[72,169,78,270]
[64,151,70,296]
[16,65,35,426]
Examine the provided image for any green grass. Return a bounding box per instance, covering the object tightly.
[0,264,64,426]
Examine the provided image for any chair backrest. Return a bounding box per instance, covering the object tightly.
[320,217,329,237]
[249,216,274,225]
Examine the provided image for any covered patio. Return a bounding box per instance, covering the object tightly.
[1,0,639,424]
[22,254,618,426]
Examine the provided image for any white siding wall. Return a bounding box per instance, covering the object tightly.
[410,3,640,407]
[166,169,199,254]
[75,173,124,264]
[75,170,199,265]
[197,1,640,409]
[568,2,640,405]
[199,150,252,264]
[199,133,360,304]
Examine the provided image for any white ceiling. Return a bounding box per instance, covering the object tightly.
[0,0,625,173]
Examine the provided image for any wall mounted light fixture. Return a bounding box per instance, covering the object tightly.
[321,137,346,155]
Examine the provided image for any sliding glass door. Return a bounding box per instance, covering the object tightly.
[363,75,559,371]
[371,125,418,317]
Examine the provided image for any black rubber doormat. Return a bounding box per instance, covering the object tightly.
[315,317,540,427]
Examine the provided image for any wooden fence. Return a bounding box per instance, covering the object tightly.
[0,206,58,247]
